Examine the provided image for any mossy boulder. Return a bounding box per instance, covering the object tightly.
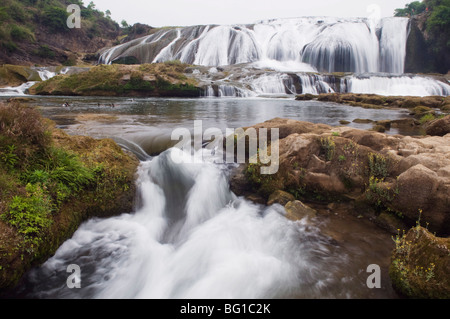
[390,226,450,299]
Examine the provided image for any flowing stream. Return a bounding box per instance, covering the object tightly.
[3,96,407,299]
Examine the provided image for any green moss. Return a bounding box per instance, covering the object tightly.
[419,113,436,124]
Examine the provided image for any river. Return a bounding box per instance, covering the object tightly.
[2,95,407,299]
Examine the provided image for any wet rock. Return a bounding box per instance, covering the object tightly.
[353,118,373,124]
[284,200,317,221]
[267,190,295,206]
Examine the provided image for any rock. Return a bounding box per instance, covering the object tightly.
[284,200,317,221]
[375,120,392,130]
[425,115,450,136]
[372,124,386,133]
[389,164,446,231]
[353,118,373,124]
[267,190,295,206]
[374,211,408,234]
[391,118,419,128]
[410,106,434,119]
[295,94,317,101]
[339,120,350,125]
[390,226,450,299]
[229,118,450,235]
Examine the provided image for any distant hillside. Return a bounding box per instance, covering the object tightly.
[0,0,153,66]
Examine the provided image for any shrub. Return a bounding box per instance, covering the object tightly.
[34,44,56,59]
[1,183,53,252]
[7,2,28,23]
[368,152,389,179]
[1,40,17,53]
[9,24,35,42]
[41,6,69,32]
[0,102,51,167]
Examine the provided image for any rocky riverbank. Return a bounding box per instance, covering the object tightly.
[0,102,139,294]
[229,117,450,298]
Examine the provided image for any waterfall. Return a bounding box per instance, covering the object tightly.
[99,17,410,74]
[18,147,350,299]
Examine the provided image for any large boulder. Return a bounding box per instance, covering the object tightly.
[425,115,450,137]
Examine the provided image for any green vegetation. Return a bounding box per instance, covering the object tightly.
[0,101,138,290]
[0,0,121,63]
[30,63,201,97]
[0,102,95,254]
[395,1,427,16]
[395,0,450,73]
[390,217,450,298]
[368,152,389,179]
[319,136,336,161]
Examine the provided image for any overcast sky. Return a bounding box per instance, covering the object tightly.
[91,0,412,27]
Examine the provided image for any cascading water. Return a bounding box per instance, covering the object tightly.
[14,147,363,299]
[97,16,450,98]
[99,17,410,74]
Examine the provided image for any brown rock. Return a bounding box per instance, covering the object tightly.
[267,190,295,206]
[284,200,317,221]
[425,115,450,136]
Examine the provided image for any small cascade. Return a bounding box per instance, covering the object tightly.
[0,81,37,96]
[342,74,450,97]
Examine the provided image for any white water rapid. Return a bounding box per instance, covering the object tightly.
[19,146,368,299]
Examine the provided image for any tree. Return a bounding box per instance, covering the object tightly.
[121,20,129,28]
[394,1,427,16]
[87,1,96,10]
[42,6,69,32]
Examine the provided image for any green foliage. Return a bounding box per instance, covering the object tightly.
[395,1,427,16]
[33,44,56,59]
[9,24,35,42]
[395,0,450,72]
[368,152,389,179]
[419,113,436,124]
[43,147,94,192]
[6,2,28,22]
[41,6,69,32]
[319,136,335,161]
[426,2,450,34]
[1,40,17,53]
[1,183,53,252]
[1,144,19,169]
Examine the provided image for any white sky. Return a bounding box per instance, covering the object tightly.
[90,0,412,27]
